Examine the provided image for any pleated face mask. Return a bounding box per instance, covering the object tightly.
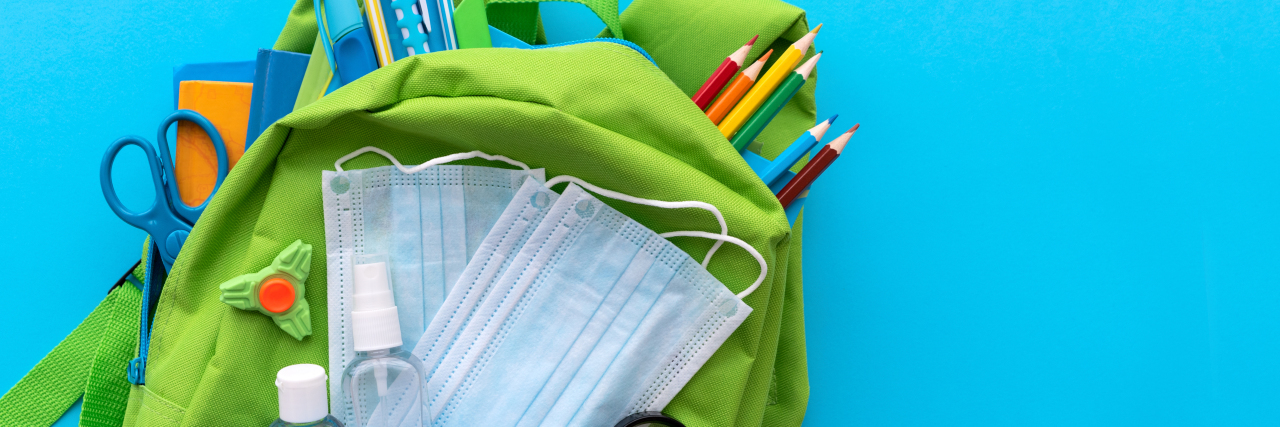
[416,173,767,427]
[367,176,559,427]
[321,148,545,423]
[411,177,561,400]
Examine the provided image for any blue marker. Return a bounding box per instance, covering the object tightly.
[315,0,378,85]
[760,115,838,187]
[426,0,457,51]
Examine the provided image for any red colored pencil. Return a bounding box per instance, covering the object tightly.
[691,35,758,110]
[776,124,859,208]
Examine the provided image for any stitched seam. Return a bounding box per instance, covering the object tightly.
[343,175,365,422]
[140,392,182,425]
[424,192,551,410]
[362,166,525,190]
[430,200,573,410]
[140,403,179,425]
[633,308,727,412]
[438,195,592,424]
[422,200,533,371]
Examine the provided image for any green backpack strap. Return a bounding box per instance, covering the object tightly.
[0,284,142,427]
[486,2,545,45]
[487,0,624,42]
[0,261,144,427]
[80,282,144,427]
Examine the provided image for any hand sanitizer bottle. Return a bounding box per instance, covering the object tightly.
[341,256,425,427]
[271,364,344,427]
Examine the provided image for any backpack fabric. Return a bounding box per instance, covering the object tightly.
[3,0,819,425]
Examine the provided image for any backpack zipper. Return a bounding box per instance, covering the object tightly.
[529,38,657,65]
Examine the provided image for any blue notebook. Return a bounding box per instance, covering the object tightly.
[245,49,311,148]
[172,61,256,109]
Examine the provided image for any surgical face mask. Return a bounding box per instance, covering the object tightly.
[321,148,544,424]
[424,180,767,427]
[410,177,560,402]
[367,176,558,427]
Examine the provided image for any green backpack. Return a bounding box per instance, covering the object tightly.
[0,0,817,425]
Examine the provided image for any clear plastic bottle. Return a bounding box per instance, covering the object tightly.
[271,364,344,427]
[341,257,425,427]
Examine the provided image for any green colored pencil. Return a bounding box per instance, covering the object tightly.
[729,52,823,151]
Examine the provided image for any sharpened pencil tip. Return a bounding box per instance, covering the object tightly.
[850,123,860,133]
[757,49,774,62]
[828,124,858,153]
[828,114,839,124]
[748,35,759,46]
[812,23,823,33]
[830,128,854,153]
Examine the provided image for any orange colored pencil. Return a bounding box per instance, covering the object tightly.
[705,49,773,125]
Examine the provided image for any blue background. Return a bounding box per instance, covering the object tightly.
[2,0,1277,425]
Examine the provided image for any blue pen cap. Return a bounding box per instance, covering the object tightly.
[323,0,364,40]
[336,27,379,84]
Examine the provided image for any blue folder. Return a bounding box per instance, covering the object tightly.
[245,49,311,148]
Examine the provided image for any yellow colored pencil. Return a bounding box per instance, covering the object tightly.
[717,24,822,138]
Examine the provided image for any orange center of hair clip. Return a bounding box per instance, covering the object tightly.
[258,278,296,313]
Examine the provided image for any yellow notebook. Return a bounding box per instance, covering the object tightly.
[176,80,252,206]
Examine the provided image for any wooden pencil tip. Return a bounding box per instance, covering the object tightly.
[849,123,860,133]
[812,23,823,33]
[758,49,774,62]
[747,35,759,46]
[831,128,853,153]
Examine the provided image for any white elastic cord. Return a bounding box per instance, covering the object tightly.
[331,148,760,296]
[334,147,531,173]
[546,175,727,267]
[659,231,767,299]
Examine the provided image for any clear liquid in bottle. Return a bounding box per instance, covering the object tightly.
[340,257,424,427]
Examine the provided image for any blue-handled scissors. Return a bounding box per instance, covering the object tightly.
[100,109,229,272]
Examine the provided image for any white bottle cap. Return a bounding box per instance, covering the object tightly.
[352,261,403,351]
[276,364,329,424]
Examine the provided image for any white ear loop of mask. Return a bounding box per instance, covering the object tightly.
[546,175,766,300]
[545,175,727,267]
[658,231,767,299]
[332,148,764,299]
[334,146,531,173]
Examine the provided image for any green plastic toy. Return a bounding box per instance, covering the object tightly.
[219,240,313,340]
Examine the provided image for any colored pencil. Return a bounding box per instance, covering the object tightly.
[776,124,857,208]
[691,35,758,109]
[761,114,837,187]
[729,52,823,151]
[719,24,822,138]
[705,49,773,125]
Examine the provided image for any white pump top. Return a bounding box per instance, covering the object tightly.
[352,261,403,351]
[276,364,330,424]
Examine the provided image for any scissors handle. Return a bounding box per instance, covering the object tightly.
[100,136,192,271]
[156,109,230,224]
[100,136,167,226]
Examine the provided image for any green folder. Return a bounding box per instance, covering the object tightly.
[454,0,493,49]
